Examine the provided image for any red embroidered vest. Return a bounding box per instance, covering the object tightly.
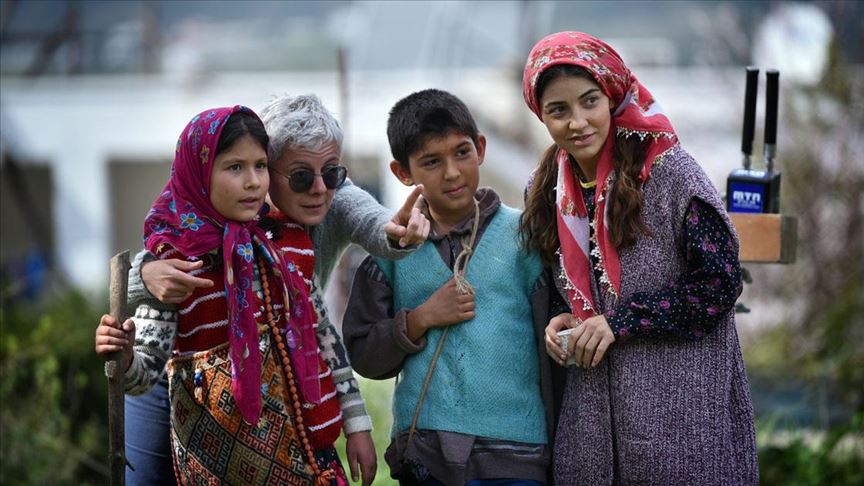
[165,218,343,449]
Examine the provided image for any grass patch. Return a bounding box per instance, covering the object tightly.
[334,377,398,485]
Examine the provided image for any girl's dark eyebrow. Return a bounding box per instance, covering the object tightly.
[579,88,601,100]
[220,156,266,165]
[543,99,565,106]
[543,87,601,110]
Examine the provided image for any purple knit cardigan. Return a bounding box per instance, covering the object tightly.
[552,146,758,485]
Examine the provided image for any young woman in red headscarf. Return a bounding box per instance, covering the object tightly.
[521,32,758,484]
[95,105,346,485]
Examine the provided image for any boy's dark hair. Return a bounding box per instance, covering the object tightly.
[216,111,269,156]
[387,89,480,169]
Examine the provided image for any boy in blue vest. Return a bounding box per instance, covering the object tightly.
[342,89,559,485]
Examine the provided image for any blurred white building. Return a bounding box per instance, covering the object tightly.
[1,0,836,291]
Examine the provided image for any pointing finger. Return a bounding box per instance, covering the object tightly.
[395,185,425,223]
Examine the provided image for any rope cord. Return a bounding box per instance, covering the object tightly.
[407,197,480,443]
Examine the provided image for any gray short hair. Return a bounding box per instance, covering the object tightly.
[258,94,343,162]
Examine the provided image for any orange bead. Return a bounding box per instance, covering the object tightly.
[258,257,321,477]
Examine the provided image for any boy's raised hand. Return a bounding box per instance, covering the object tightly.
[94,314,136,372]
[142,259,214,304]
[384,184,430,248]
[406,278,475,341]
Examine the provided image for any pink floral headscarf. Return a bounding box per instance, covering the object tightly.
[143,106,321,424]
[522,32,679,321]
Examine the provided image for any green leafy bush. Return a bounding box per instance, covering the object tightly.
[758,413,864,485]
[1,289,109,484]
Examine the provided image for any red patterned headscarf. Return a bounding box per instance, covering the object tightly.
[143,106,321,424]
[522,32,679,321]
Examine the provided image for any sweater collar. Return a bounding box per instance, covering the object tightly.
[427,187,501,242]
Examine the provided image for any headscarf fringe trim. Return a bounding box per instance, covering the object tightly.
[617,126,676,141]
[557,249,594,314]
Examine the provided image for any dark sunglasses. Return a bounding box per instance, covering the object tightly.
[269,165,348,193]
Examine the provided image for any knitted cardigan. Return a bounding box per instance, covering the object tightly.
[552,146,758,485]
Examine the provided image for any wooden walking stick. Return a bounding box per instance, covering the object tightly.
[106,250,131,485]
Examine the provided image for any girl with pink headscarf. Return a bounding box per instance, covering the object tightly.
[95,105,347,485]
[521,32,758,484]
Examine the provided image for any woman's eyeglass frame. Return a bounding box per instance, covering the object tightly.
[269,165,348,193]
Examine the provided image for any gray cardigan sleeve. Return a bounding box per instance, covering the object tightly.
[127,249,175,313]
[341,256,426,380]
[312,179,416,288]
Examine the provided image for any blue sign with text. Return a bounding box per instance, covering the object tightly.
[729,181,766,213]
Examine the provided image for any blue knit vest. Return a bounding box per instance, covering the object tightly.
[375,205,546,444]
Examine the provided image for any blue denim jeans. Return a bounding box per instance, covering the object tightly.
[125,376,176,485]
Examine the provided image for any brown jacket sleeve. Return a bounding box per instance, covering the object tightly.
[342,256,426,379]
[532,267,567,445]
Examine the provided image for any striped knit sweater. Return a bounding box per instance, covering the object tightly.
[126,221,371,443]
[126,223,344,448]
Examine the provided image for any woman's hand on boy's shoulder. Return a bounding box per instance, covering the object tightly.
[384,184,430,248]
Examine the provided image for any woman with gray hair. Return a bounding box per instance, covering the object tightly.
[124,94,429,486]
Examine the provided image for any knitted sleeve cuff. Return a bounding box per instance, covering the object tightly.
[123,354,149,395]
[343,415,374,435]
[386,232,420,252]
[127,249,171,310]
[394,309,426,353]
[606,310,632,341]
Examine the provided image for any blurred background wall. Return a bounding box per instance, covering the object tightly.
[1,1,861,484]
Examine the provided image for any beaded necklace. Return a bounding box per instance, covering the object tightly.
[257,256,335,486]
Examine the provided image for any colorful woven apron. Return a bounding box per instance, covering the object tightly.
[167,328,316,485]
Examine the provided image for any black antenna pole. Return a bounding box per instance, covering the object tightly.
[764,69,779,173]
[741,67,759,170]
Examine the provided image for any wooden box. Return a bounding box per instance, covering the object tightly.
[729,213,797,264]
